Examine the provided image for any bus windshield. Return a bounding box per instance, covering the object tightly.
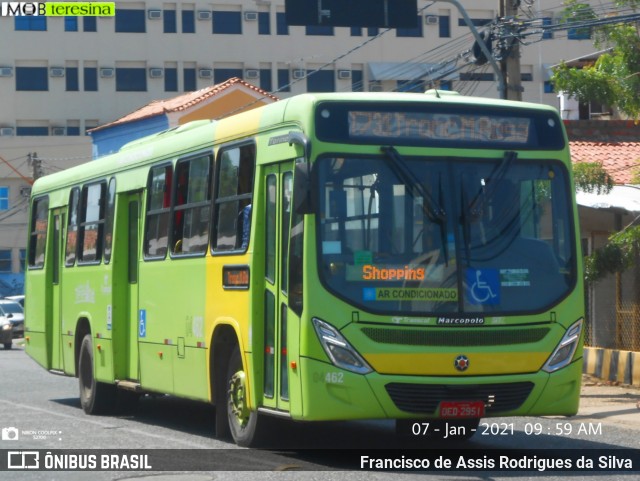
[316,153,575,316]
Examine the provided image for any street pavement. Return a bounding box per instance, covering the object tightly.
[578,374,640,430]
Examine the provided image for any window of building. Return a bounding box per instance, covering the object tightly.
[65,188,79,266]
[213,11,242,34]
[352,70,363,92]
[115,9,146,32]
[84,67,98,91]
[65,16,78,31]
[79,182,106,263]
[116,68,147,91]
[214,68,243,84]
[171,154,212,256]
[66,67,79,91]
[165,67,178,91]
[16,126,48,136]
[307,70,335,92]
[19,249,26,272]
[0,250,11,273]
[396,16,423,37]
[16,67,48,91]
[260,69,272,92]
[145,164,172,259]
[276,12,288,35]
[184,68,196,91]
[367,27,379,36]
[277,69,290,92]
[439,15,450,37]
[164,9,177,33]
[568,25,591,40]
[458,18,492,26]
[0,187,8,211]
[15,16,46,31]
[542,17,553,39]
[306,25,334,36]
[28,196,49,269]
[83,16,97,32]
[182,10,195,33]
[67,126,81,136]
[440,80,453,90]
[544,81,555,94]
[351,26,362,36]
[212,143,255,252]
[258,12,270,35]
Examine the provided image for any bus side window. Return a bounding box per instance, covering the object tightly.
[171,154,212,255]
[144,164,173,259]
[103,178,116,263]
[78,182,106,263]
[65,188,79,266]
[212,143,255,252]
[28,196,49,269]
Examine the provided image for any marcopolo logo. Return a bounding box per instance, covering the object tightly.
[0,2,115,17]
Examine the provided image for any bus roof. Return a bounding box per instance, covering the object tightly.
[31,91,560,196]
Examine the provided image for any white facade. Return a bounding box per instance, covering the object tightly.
[0,0,599,283]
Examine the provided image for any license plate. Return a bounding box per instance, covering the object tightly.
[438,400,485,418]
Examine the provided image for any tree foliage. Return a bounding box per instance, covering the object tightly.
[573,162,615,194]
[552,0,640,119]
[585,225,640,283]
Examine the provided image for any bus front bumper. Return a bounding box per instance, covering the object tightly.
[297,357,582,421]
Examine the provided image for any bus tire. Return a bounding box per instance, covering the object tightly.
[78,334,116,415]
[225,345,262,447]
[4,342,11,349]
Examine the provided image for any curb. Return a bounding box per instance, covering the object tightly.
[583,347,640,387]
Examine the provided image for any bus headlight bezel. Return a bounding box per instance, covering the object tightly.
[312,318,373,375]
[542,318,583,373]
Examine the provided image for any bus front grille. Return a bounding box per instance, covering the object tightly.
[362,327,549,347]
[385,381,535,414]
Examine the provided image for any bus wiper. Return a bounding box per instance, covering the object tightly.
[468,150,518,218]
[381,146,446,223]
[381,146,449,263]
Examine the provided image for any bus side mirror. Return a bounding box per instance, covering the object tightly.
[288,131,315,215]
[293,161,315,215]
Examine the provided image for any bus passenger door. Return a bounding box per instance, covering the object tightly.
[262,162,295,413]
[115,191,141,381]
[50,210,64,370]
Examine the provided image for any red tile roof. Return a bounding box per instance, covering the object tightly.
[90,77,279,132]
[570,141,640,184]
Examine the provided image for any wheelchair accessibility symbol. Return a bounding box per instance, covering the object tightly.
[139,309,147,338]
[466,269,500,305]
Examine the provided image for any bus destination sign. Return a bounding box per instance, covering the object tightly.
[348,111,532,144]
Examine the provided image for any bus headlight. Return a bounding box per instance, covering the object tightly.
[312,318,373,375]
[542,318,583,373]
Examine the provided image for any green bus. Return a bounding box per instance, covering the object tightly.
[25,91,584,446]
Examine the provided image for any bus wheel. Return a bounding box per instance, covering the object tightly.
[225,346,261,447]
[78,334,116,415]
[3,342,11,350]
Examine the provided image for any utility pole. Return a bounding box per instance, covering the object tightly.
[29,152,43,180]
[500,0,522,100]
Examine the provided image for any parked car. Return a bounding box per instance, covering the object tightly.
[0,299,24,349]
[5,295,24,307]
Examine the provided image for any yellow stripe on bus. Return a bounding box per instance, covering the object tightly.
[364,352,549,376]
